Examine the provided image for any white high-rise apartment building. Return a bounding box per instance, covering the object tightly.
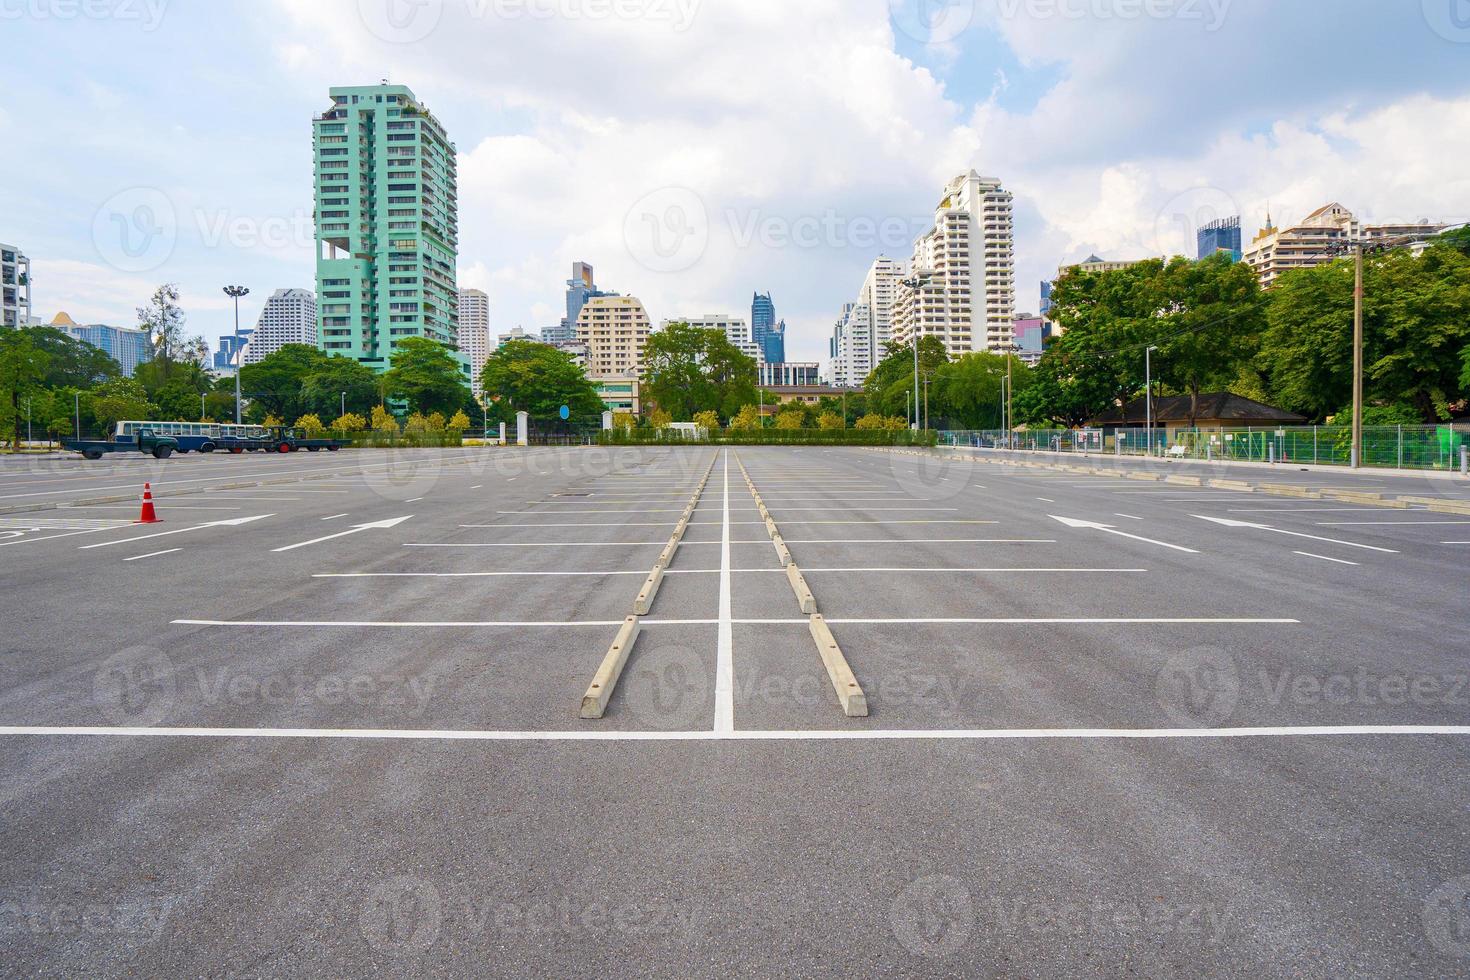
[829,255,906,385]
[243,288,317,364]
[458,288,491,394]
[891,171,1015,355]
[576,295,651,379]
[828,303,870,388]
[1,243,31,329]
[664,314,763,364]
[1243,203,1448,289]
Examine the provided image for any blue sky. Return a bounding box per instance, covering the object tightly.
[4,0,1470,366]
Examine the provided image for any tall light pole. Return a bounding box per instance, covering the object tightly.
[223,285,250,424]
[341,391,346,421]
[1144,345,1153,455]
[899,272,933,430]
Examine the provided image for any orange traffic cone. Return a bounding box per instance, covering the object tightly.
[136,483,160,524]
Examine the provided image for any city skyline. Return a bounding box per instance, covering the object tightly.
[4,1,1470,369]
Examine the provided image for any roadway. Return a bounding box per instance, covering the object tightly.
[1,445,1467,976]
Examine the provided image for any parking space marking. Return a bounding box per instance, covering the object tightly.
[1114,513,1143,520]
[79,514,275,549]
[321,513,349,520]
[1051,516,1199,553]
[716,450,734,732]
[122,548,182,562]
[1316,520,1470,526]
[13,723,1453,742]
[1293,551,1360,565]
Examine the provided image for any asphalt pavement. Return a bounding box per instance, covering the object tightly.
[2,444,1468,977]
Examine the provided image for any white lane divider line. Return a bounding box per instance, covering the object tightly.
[122,548,182,562]
[321,513,349,521]
[1293,551,1359,565]
[1036,497,1055,503]
[9,724,1455,742]
[715,449,734,733]
[1193,515,1399,554]
[405,497,425,503]
[1114,513,1143,521]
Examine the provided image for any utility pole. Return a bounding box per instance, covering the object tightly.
[1322,235,1410,468]
[1145,345,1152,456]
[1352,245,1364,468]
[223,285,250,424]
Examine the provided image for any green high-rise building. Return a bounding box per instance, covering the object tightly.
[313,84,464,376]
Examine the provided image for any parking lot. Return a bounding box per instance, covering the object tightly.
[2,445,1469,975]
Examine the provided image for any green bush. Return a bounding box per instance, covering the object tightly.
[598,428,936,447]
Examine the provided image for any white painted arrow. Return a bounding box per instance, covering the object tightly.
[1192,515,1398,554]
[80,515,275,550]
[271,516,414,553]
[1050,515,1199,553]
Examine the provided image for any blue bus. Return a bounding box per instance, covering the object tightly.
[115,421,268,453]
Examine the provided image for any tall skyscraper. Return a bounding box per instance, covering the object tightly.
[547,261,614,344]
[212,330,254,376]
[891,170,1015,355]
[1,243,31,329]
[242,289,317,364]
[48,313,154,376]
[458,288,490,394]
[1197,216,1243,261]
[751,292,785,363]
[313,83,461,375]
[576,295,651,379]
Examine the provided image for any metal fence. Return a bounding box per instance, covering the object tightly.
[940,425,1470,472]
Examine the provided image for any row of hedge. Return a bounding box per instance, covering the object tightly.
[597,429,938,447]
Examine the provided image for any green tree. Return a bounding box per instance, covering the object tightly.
[3,326,119,388]
[239,344,334,422]
[931,351,1020,429]
[1261,246,1470,421]
[648,407,673,428]
[383,338,471,417]
[864,336,949,419]
[300,354,383,420]
[480,340,603,424]
[1151,254,1266,425]
[643,321,758,420]
[89,377,157,433]
[135,283,206,381]
[0,333,50,446]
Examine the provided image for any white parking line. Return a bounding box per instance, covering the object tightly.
[715,451,734,733]
[1316,521,1470,526]
[321,513,349,520]
[122,548,182,562]
[21,723,1453,745]
[1036,497,1055,503]
[1293,551,1359,565]
[1114,514,1143,520]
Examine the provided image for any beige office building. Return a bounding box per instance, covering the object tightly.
[1244,203,1448,289]
[575,295,651,379]
[892,171,1015,355]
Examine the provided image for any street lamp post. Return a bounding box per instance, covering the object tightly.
[341,391,346,421]
[223,285,250,424]
[899,272,933,430]
[201,392,206,421]
[1145,344,1159,457]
